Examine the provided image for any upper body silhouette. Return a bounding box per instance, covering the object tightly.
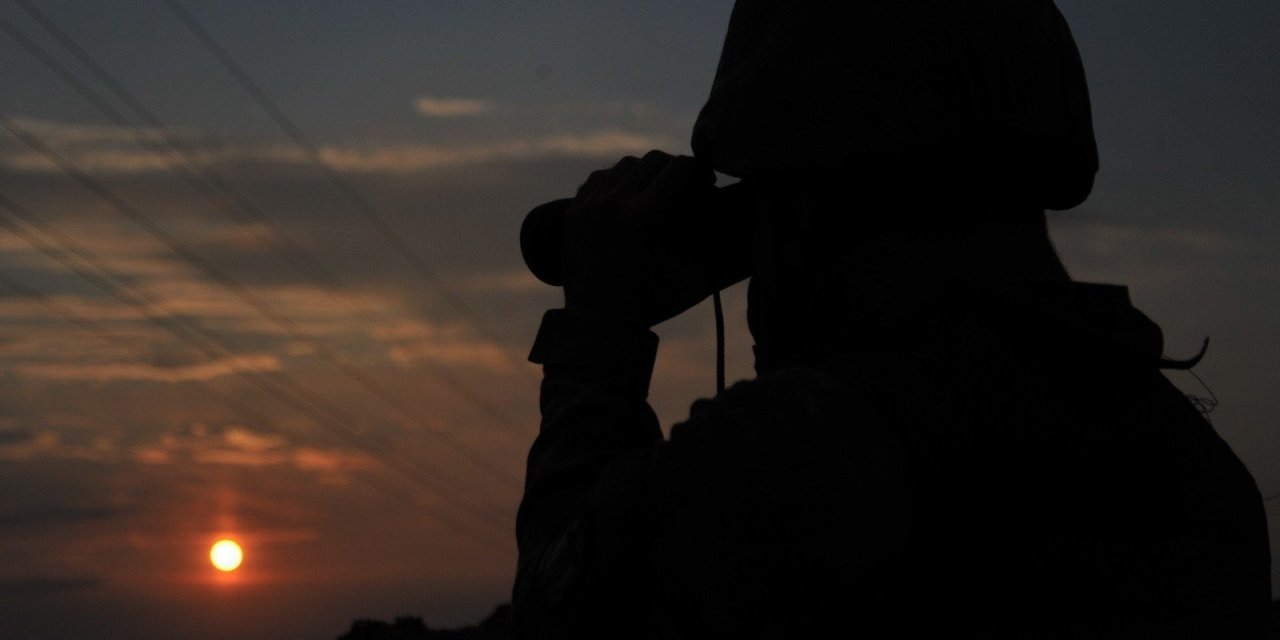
[514,2,1271,637]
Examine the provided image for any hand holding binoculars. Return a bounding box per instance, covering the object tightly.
[520,151,752,327]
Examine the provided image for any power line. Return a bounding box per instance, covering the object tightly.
[2,4,526,441]
[0,190,497,504]
[3,4,526,542]
[0,191,513,538]
[0,12,338,288]
[0,268,509,547]
[157,0,533,373]
[0,112,523,491]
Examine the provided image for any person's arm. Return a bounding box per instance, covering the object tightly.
[512,151,719,638]
[513,308,661,638]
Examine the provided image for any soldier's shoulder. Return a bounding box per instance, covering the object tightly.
[669,365,892,459]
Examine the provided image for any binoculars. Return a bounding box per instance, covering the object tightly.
[520,182,753,290]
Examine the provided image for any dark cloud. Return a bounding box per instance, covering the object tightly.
[0,429,33,446]
[0,504,131,527]
[0,575,102,597]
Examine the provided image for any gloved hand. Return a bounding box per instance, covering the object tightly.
[561,150,722,328]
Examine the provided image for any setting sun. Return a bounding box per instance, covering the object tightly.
[210,539,243,572]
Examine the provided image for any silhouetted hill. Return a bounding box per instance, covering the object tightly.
[338,599,1280,638]
[1272,598,1280,639]
[337,604,510,640]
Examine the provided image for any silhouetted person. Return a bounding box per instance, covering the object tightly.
[515,2,1271,638]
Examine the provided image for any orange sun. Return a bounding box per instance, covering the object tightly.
[210,539,243,572]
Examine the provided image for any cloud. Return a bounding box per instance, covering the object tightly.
[195,222,290,254]
[3,148,173,174]
[0,575,102,596]
[1,246,522,377]
[303,131,671,174]
[292,447,379,474]
[372,320,514,372]
[1048,219,1237,293]
[0,209,189,280]
[0,431,115,463]
[0,505,129,527]
[2,117,180,146]
[1055,221,1232,255]
[0,428,33,446]
[1,117,671,175]
[193,448,288,467]
[15,353,282,383]
[0,294,150,324]
[223,426,287,453]
[0,116,232,174]
[414,96,494,118]
[459,268,547,294]
[130,425,378,483]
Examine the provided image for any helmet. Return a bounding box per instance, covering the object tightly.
[693,0,1098,211]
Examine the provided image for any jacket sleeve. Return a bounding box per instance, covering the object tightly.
[513,308,664,639]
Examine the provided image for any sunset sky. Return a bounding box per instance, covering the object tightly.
[1,2,1277,638]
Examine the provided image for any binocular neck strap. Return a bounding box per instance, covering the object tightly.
[714,291,725,395]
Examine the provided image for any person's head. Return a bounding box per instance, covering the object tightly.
[694,0,1097,209]
[692,1,1096,366]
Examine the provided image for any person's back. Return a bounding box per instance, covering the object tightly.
[516,270,1271,637]
[652,275,1270,637]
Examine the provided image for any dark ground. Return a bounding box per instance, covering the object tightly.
[336,604,511,640]
[336,600,1280,639]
